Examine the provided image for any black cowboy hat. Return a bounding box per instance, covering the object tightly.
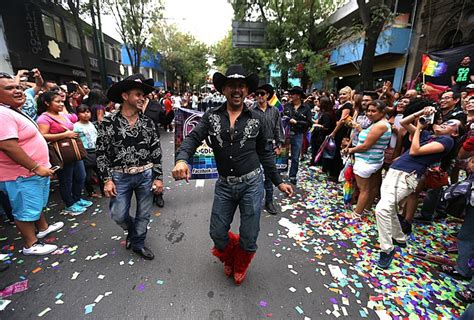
[289,86,306,98]
[107,73,155,103]
[212,64,259,94]
[257,84,275,101]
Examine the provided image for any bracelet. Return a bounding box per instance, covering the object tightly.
[29,163,40,172]
[176,160,188,165]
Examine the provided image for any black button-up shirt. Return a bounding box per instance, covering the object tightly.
[96,111,163,181]
[283,102,313,134]
[251,102,285,147]
[176,103,283,186]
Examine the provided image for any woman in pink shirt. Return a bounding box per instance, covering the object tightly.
[37,91,92,215]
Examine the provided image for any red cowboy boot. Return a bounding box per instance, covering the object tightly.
[233,244,256,285]
[211,231,239,277]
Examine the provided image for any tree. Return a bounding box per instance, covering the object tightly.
[230,0,340,91]
[105,0,162,73]
[67,0,92,86]
[357,0,393,90]
[149,23,209,92]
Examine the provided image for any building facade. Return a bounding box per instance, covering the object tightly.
[323,0,415,91]
[0,0,121,85]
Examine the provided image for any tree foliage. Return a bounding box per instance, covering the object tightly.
[104,0,162,73]
[149,23,209,92]
[228,0,342,90]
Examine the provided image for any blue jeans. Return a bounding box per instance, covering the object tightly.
[460,304,474,320]
[456,239,474,291]
[210,172,264,252]
[110,169,153,250]
[55,160,86,207]
[289,133,304,178]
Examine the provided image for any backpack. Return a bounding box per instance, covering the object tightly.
[441,180,473,219]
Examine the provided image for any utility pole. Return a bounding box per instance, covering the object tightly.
[96,0,108,89]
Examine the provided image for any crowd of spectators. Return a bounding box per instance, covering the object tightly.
[0,55,473,316]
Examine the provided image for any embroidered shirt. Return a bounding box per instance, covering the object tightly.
[175,103,283,186]
[96,111,163,181]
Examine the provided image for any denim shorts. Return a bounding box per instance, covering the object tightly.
[0,175,50,222]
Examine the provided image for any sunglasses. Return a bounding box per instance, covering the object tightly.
[255,91,267,96]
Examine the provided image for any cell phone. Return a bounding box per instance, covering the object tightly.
[51,166,61,172]
[28,70,35,77]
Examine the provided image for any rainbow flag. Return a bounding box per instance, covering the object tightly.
[268,93,284,112]
[422,54,447,77]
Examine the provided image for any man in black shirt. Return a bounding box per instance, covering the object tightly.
[283,86,313,185]
[252,84,284,215]
[172,65,293,285]
[97,74,163,261]
[451,56,473,93]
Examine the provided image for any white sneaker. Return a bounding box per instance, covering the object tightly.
[37,221,64,239]
[23,241,58,256]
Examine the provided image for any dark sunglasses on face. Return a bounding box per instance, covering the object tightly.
[255,91,267,97]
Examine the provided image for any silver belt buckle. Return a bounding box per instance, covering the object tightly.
[128,167,139,174]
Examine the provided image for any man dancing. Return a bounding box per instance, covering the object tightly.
[172,65,293,284]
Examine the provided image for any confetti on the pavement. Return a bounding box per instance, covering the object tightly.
[38,307,51,317]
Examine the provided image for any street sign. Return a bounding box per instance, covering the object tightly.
[232,21,267,48]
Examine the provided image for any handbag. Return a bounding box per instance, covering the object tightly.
[424,166,449,189]
[46,115,87,167]
[323,137,336,159]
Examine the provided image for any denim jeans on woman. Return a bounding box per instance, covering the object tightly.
[289,133,304,179]
[210,171,264,252]
[109,168,154,250]
[56,160,86,207]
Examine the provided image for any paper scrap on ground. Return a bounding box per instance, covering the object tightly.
[278,218,308,241]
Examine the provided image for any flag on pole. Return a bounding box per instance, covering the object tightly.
[421,54,447,77]
[268,93,284,112]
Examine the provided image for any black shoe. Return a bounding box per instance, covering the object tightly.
[154,194,164,208]
[377,248,396,269]
[392,238,407,248]
[264,201,278,215]
[125,233,132,250]
[133,247,155,260]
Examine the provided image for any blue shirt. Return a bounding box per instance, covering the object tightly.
[391,130,454,177]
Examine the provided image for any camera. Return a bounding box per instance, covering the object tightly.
[419,113,435,125]
[418,105,438,125]
[27,70,35,77]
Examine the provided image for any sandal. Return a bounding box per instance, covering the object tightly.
[342,211,362,220]
[439,264,471,281]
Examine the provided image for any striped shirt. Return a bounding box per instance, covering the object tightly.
[355,121,391,164]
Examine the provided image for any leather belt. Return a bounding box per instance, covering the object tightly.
[112,163,153,174]
[219,168,261,185]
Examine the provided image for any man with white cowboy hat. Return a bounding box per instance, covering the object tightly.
[172,64,293,285]
[96,74,163,260]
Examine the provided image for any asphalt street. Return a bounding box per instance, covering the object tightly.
[0,131,467,319]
